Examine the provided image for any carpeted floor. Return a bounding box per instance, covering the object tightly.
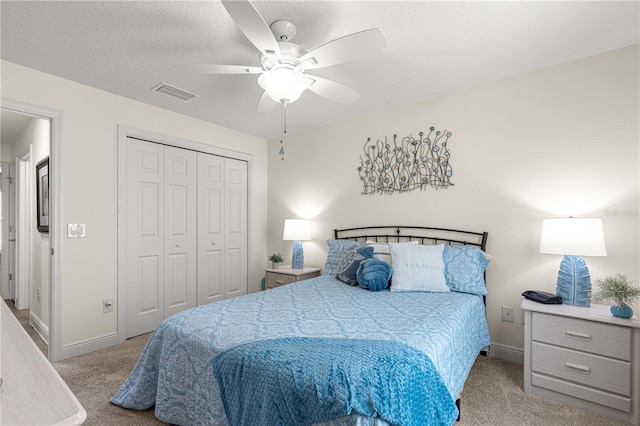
[54,334,629,426]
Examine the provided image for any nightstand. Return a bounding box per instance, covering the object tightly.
[522,299,640,425]
[264,265,321,289]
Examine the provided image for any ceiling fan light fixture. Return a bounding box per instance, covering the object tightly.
[258,68,312,104]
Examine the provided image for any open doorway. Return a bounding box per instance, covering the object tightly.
[1,109,50,357]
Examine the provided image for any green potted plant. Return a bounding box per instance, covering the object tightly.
[593,273,640,319]
[268,253,284,269]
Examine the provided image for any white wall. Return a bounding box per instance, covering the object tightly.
[1,60,268,352]
[267,45,640,351]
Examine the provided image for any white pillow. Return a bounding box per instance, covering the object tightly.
[366,240,418,266]
[389,243,449,292]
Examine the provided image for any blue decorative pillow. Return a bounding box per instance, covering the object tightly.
[323,240,364,276]
[335,246,374,285]
[357,258,392,291]
[443,245,490,296]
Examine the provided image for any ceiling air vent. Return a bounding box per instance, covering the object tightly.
[150,82,198,102]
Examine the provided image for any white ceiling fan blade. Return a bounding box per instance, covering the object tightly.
[180,64,264,75]
[221,0,281,58]
[307,75,360,104]
[300,28,387,69]
[257,91,278,112]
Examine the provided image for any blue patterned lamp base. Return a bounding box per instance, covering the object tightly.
[291,240,304,269]
[555,255,591,307]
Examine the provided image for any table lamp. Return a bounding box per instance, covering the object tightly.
[539,217,607,306]
[283,219,311,269]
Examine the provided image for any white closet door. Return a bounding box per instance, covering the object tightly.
[164,146,197,318]
[123,139,248,337]
[124,139,164,338]
[224,158,248,299]
[197,153,225,305]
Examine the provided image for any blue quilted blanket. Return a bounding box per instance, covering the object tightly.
[112,276,490,425]
[213,337,457,426]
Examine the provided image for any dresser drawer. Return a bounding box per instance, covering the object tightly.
[266,272,296,288]
[532,342,630,396]
[532,373,631,413]
[532,312,631,360]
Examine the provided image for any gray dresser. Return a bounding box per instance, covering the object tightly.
[522,299,639,425]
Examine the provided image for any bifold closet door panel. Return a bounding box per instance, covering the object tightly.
[164,146,198,318]
[197,153,225,305]
[124,139,165,339]
[224,158,248,299]
[124,139,249,337]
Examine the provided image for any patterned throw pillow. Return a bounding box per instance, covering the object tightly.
[335,246,374,285]
[443,245,490,296]
[322,240,364,276]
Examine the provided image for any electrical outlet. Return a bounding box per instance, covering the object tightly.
[502,305,515,322]
[37,287,40,301]
[103,299,113,313]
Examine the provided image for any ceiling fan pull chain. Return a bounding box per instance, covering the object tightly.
[279,103,286,161]
[283,102,287,135]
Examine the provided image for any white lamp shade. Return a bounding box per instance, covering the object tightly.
[258,68,313,104]
[539,217,607,256]
[283,219,311,241]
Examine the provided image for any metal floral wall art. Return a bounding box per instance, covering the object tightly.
[358,127,454,195]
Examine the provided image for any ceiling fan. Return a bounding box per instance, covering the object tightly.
[186,0,387,112]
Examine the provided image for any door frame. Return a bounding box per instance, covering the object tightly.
[1,99,62,361]
[117,125,253,343]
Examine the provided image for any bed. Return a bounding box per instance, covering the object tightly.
[112,226,491,426]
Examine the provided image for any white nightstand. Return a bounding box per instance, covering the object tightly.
[522,299,640,425]
[264,265,321,289]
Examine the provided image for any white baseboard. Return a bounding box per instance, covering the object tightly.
[490,342,524,364]
[58,332,118,361]
[29,311,50,345]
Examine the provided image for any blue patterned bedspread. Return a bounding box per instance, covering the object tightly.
[111,276,490,426]
[213,337,458,426]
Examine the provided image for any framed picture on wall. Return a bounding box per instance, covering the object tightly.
[36,156,49,233]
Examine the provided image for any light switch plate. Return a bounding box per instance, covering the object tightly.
[68,223,86,238]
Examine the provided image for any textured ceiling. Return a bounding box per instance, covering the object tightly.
[1,1,638,140]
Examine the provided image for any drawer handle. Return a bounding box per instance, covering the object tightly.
[565,362,591,374]
[564,330,591,341]
[275,280,285,284]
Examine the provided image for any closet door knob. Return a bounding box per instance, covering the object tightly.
[176,244,181,248]
[211,242,216,246]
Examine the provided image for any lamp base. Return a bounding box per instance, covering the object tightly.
[292,240,304,269]
[555,255,591,307]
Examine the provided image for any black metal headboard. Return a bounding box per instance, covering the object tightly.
[335,225,491,358]
[334,226,488,251]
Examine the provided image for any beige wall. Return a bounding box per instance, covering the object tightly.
[22,118,50,331]
[30,119,50,331]
[1,116,50,330]
[267,46,640,352]
[1,60,268,351]
[1,143,12,162]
